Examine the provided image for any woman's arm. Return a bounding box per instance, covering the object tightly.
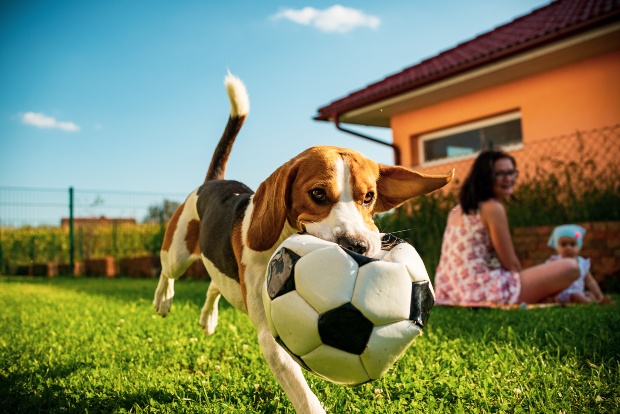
[480,200,521,271]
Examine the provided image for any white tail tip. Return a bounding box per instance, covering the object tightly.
[225,71,250,117]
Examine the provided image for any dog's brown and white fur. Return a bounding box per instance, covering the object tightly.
[153,73,453,413]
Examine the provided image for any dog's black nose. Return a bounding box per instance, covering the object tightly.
[338,237,368,256]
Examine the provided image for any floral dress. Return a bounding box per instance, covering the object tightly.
[434,207,521,305]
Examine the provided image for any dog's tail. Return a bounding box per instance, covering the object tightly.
[204,72,250,182]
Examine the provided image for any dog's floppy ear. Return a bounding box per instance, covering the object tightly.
[374,165,454,213]
[246,162,296,252]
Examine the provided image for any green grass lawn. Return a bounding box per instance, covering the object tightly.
[1,276,618,413]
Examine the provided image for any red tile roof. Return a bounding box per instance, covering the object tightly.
[315,0,620,121]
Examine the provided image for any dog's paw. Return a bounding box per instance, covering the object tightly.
[199,307,218,335]
[153,277,175,317]
[153,295,174,317]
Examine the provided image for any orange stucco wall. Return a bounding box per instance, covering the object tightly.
[391,49,620,171]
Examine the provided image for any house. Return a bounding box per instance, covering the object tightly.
[315,0,620,185]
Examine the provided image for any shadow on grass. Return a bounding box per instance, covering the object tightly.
[2,364,281,414]
[1,369,178,413]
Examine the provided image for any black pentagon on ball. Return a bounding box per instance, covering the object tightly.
[266,247,301,300]
[409,280,435,328]
[341,246,377,267]
[318,303,374,355]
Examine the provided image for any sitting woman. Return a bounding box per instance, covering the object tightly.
[434,149,580,305]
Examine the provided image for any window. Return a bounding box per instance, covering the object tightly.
[418,112,522,164]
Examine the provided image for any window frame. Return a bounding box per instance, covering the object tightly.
[417,111,524,166]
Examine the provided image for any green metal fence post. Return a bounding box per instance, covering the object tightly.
[69,187,74,276]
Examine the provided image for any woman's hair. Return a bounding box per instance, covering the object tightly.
[459,149,516,214]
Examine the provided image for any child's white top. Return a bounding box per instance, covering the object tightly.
[546,255,590,301]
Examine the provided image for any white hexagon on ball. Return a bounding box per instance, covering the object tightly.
[269,290,321,356]
[295,245,358,314]
[302,344,369,386]
[352,261,413,325]
[361,320,422,379]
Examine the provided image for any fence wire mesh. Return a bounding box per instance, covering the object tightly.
[417,124,620,191]
[1,125,618,276]
[0,187,186,274]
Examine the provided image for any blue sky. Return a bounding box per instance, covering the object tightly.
[0,0,550,195]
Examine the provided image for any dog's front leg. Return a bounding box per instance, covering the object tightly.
[243,245,325,413]
[245,272,325,413]
[257,329,325,414]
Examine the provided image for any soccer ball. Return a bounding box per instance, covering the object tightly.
[262,232,435,386]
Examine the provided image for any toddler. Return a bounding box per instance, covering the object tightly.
[546,224,610,304]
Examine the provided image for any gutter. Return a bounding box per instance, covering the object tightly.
[333,112,401,165]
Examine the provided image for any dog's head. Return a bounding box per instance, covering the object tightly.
[247,146,453,257]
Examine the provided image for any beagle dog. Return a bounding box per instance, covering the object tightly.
[153,73,453,413]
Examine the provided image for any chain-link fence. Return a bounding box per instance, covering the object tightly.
[2,125,618,277]
[0,187,186,275]
[417,124,620,190]
[384,124,620,287]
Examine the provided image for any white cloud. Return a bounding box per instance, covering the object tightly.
[21,112,80,132]
[272,5,381,33]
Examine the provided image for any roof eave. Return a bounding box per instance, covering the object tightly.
[315,12,620,127]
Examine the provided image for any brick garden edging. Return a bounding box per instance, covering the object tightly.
[84,257,116,278]
[118,256,161,279]
[513,221,620,290]
[14,255,209,280]
[13,221,617,288]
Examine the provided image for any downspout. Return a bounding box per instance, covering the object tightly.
[332,112,401,165]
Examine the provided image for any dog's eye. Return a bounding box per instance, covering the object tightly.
[310,189,327,203]
[363,192,375,205]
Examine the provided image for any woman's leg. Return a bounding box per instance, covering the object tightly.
[518,258,580,303]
